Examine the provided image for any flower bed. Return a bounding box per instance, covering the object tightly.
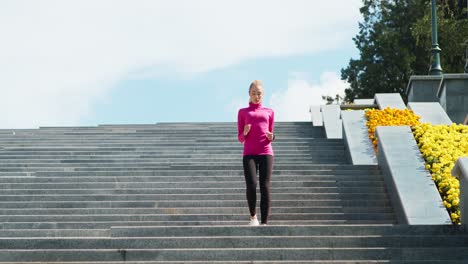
[364,108,421,153]
[413,123,468,224]
[365,108,467,224]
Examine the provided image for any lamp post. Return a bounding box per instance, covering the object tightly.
[429,0,443,75]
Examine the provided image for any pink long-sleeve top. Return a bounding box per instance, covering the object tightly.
[237,102,275,156]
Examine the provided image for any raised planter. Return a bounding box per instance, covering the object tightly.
[341,110,377,165]
[437,74,468,124]
[452,157,468,226]
[374,93,406,110]
[376,126,451,225]
[407,102,452,125]
[406,75,442,103]
[321,105,342,139]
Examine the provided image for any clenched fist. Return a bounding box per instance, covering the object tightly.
[266,131,274,141]
[243,124,251,136]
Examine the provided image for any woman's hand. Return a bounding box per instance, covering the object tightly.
[266,131,274,141]
[243,124,251,136]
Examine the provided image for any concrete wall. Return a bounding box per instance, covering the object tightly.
[407,102,452,125]
[406,75,442,102]
[341,110,377,165]
[376,126,451,225]
[452,157,468,226]
[321,105,342,139]
[309,105,323,126]
[374,94,406,110]
[354,99,375,105]
[437,74,468,124]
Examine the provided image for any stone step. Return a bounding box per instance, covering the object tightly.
[30,169,382,176]
[0,158,347,166]
[0,148,341,153]
[9,125,320,130]
[0,207,394,215]
[0,165,372,172]
[17,164,379,171]
[0,158,346,165]
[0,164,353,171]
[0,180,385,189]
[0,146,329,150]
[0,132,328,137]
[0,166,383,172]
[0,154,342,160]
[0,132,326,136]
[110,225,466,237]
[0,148,333,154]
[0,167,173,172]
[0,247,466,262]
[0,130,328,135]
[4,224,462,238]
[0,261,462,264]
[0,159,343,164]
[37,163,377,170]
[0,135,328,140]
[0,154,345,161]
[0,220,397,230]
[7,128,309,133]
[0,132,330,137]
[0,187,387,195]
[0,213,396,222]
[0,141,340,146]
[0,144,329,149]
[0,150,327,156]
[0,199,392,209]
[0,150,321,155]
[0,175,385,183]
[0,229,109,237]
[41,123,318,130]
[0,171,381,178]
[0,193,391,201]
[6,124,313,127]
[0,234,467,249]
[0,138,330,143]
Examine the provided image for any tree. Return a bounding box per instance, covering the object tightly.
[322,94,344,105]
[411,0,468,74]
[341,0,468,102]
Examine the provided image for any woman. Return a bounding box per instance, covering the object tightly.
[237,80,275,226]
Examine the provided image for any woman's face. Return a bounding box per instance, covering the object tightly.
[249,86,263,104]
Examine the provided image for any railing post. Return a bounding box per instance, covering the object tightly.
[452,157,468,225]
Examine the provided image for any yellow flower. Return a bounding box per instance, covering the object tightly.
[412,123,468,224]
[365,110,467,224]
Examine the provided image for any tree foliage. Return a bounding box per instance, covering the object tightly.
[341,0,468,102]
[322,94,344,105]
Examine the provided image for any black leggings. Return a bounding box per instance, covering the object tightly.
[242,155,274,224]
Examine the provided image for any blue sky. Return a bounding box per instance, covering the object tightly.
[0,0,362,128]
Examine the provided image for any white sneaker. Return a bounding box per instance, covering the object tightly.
[248,217,259,226]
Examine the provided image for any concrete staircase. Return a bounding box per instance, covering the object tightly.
[0,122,466,263]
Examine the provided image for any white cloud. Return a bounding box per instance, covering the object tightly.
[226,97,249,122]
[270,72,347,121]
[0,0,361,128]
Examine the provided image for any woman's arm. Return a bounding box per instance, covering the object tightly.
[268,110,275,141]
[237,110,246,143]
